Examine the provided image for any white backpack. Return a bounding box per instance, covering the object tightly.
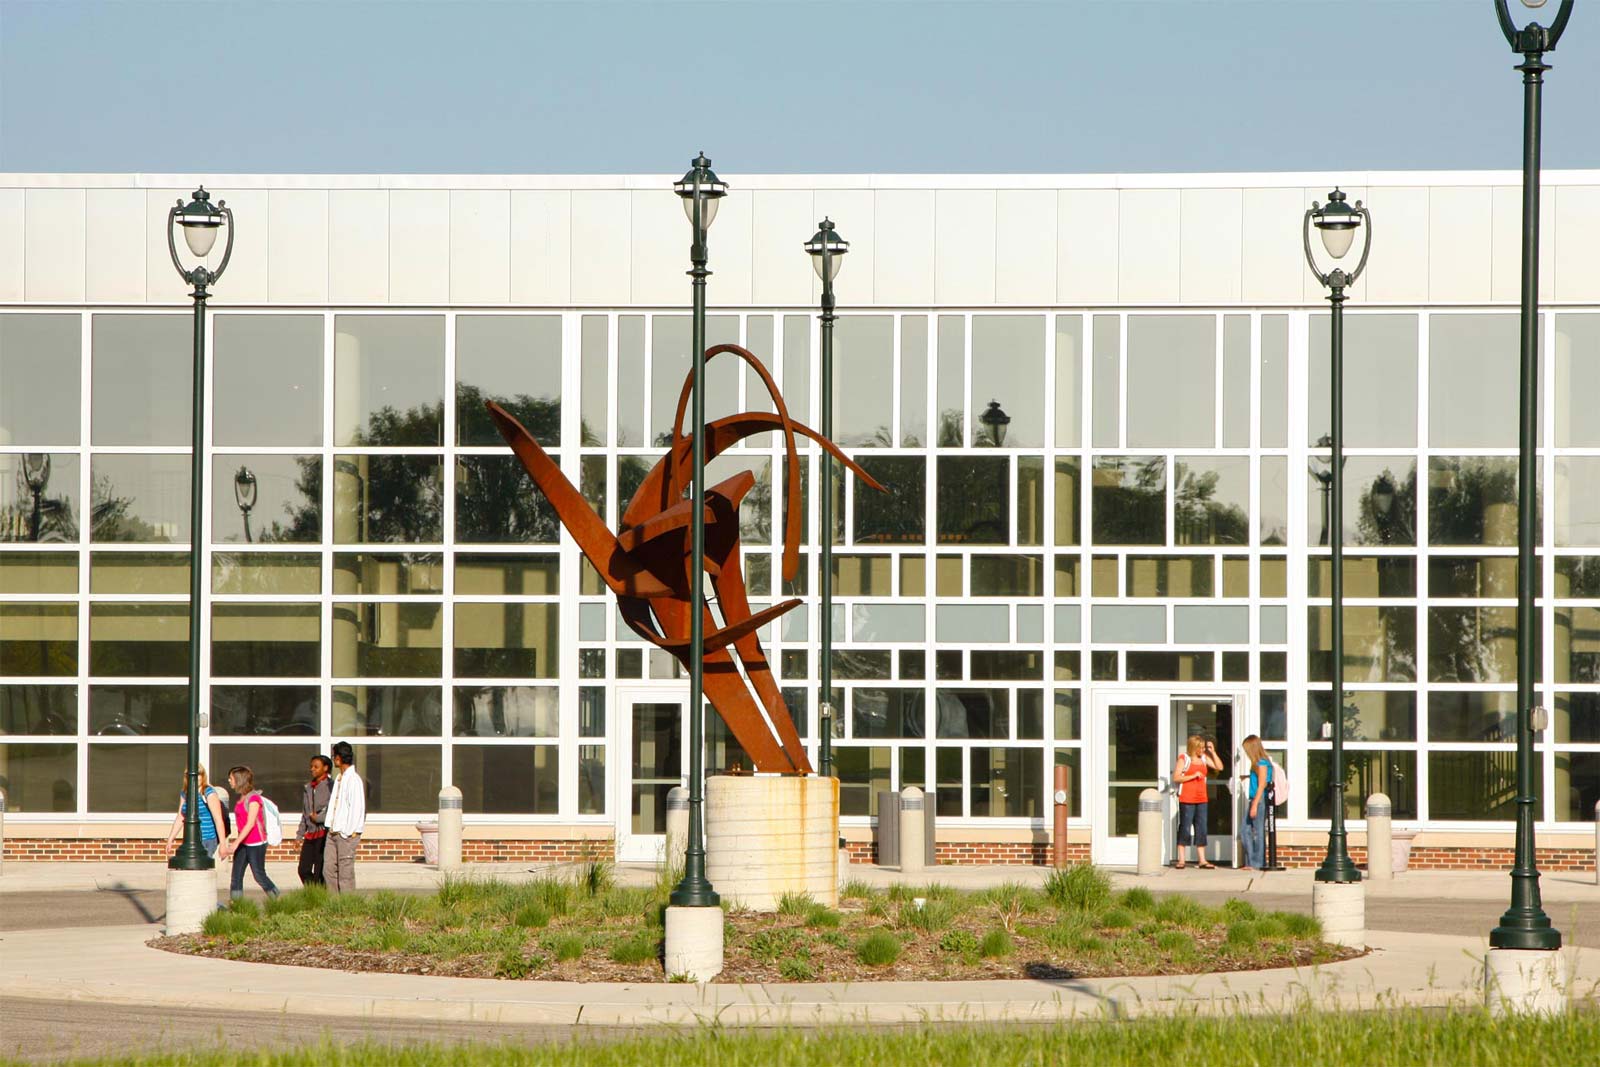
[259,794,284,846]
[1266,759,1289,809]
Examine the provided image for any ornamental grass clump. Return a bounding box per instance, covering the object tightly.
[804,904,841,929]
[608,932,657,964]
[1043,863,1111,912]
[513,904,551,929]
[855,930,902,967]
[776,892,814,916]
[1118,887,1156,913]
[979,930,1013,958]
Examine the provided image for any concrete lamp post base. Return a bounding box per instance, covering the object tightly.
[1311,880,1365,949]
[664,905,724,983]
[1485,949,1568,1017]
[164,867,218,935]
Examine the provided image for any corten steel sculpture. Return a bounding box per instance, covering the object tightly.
[486,342,884,775]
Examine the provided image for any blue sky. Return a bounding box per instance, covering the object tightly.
[2,0,1597,175]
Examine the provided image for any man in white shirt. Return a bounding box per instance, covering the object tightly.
[323,741,366,892]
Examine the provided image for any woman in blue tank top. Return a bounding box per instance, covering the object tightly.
[164,763,226,858]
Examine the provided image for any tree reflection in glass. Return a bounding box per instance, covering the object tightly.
[854,457,924,545]
[1174,457,1248,546]
[937,456,1008,545]
[1091,456,1165,546]
[333,455,443,544]
[2,453,79,542]
[1307,445,1416,547]
[1428,456,1538,547]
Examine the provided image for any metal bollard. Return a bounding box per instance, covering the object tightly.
[1052,764,1072,868]
[437,786,463,871]
[899,786,926,874]
[665,786,689,873]
[1137,788,1163,876]
[1366,793,1392,882]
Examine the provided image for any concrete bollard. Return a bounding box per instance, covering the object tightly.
[899,787,925,874]
[1137,788,1163,876]
[164,867,218,935]
[1486,949,1569,1016]
[1594,800,1599,887]
[1312,881,1366,949]
[666,786,689,873]
[437,786,463,871]
[1366,793,1392,882]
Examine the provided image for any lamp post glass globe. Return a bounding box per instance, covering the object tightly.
[234,466,257,512]
[674,154,728,229]
[1312,189,1362,260]
[175,187,226,258]
[1521,0,1547,8]
[805,219,849,282]
[980,400,1011,447]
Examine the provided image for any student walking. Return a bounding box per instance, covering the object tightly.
[1240,734,1274,871]
[1173,734,1223,870]
[297,754,333,886]
[163,763,227,859]
[323,741,366,893]
[218,766,279,899]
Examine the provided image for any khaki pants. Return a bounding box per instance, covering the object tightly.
[327,833,361,893]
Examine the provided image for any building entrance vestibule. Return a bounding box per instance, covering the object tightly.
[1090,688,1247,868]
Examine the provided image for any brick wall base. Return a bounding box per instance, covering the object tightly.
[4,836,1595,872]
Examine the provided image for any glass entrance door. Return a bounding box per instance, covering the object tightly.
[1170,697,1237,866]
[615,686,686,862]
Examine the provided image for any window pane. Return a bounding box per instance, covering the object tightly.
[1091,316,1120,448]
[1555,314,1600,447]
[1429,314,1519,447]
[212,553,321,595]
[1,454,81,543]
[1221,316,1250,448]
[936,315,964,446]
[937,457,1008,545]
[1055,315,1082,447]
[454,602,559,678]
[1,314,80,445]
[454,554,557,595]
[456,315,561,446]
[91,315,189,445]
[1260,315,1288,448]
[1307,606,1417,682]
[832,555,892,597]
[88,742,183,812]
[0,602,77,675]
[1307,750,1416,821]
[854,457,923,545]
[333,553,442,595]
[1428,606,1519,683]
[970,747,1041,817]
[1126,651,1214,682]
[1555,457,1600,547]
[332,685,441,737]
[91,454,189,543]
[0,742,76,810]
[743,315,775,423]
[454,744,558,814]
[851,688,926,739]
[1018,457,1044,546]
[1307,690,1416,741]
[213,314,323,446]
[331,602,442,677]
[936,688,1008,739]
[616,315,645,446]
[91,551,188,594]
[1308,557,1416,598]
[1261,456,1287,545]
[1175,457,1249,546]
[209,744,320,811]
[579,744,606,814]
[89,603,187,676]
[1428,692,1515,742]
[456,455,557,544]
[1428,456,1530,547]
[351,744,441,814]
[901,315,928,447]
[333,315,444,446]
[89,684,186,735]
[212,685,320,735]
[0,550,76,591]
[1092,456,1166,545]
[1055,458,1081,547]
[1555,557,1600,598]
[834,316,894,447]
[782,314,809,425]
[971,652,1044,681]
[971,316,1044,448]
[970,555,1043,596]
[212,454,320,543]
[1126,556,1212,597]
[212,604,320,677]
[1555,607,1600,684]
[834,650,891,680]
[1307,456,1416,547]
[837,745,891,817]
[704,454,771,545]
[452,685,559,737]
[1553,753,1600,823]
[1430,751,1540,821]
[1127,315,1214,448]
[1,684,75,734]
[1308,314,1417,446]
[332,455,443,544]
[1429,556,1520,598]
[579,315,608,445]
[650,315,737,446]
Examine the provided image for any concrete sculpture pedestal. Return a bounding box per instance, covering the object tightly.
[663,905,723,983]
[705,774,838,910]
[164,867,217,935]
[1485,949,1569,1016]
[1311,881,1366,949]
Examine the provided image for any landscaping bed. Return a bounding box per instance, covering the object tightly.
[155,863,1358,983]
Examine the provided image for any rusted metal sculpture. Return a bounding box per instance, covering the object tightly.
[487,342,884,775]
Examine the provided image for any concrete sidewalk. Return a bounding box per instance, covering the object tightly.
[1,922,1595,1026]
[3,858,1597,904]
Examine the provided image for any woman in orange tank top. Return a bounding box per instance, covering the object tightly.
[1173,734,1223,869]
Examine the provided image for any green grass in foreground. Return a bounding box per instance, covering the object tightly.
[31,1010,1600,1067]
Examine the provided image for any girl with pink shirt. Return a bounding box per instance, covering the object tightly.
[218,765,279,900]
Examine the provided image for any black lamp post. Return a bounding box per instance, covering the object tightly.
[167,186,234,875]
[21,453,50,543]
[1303,188,1371,887]
[233,466,257,543]
[670,153,727,910]
[805,218,848,779]
[1490,0,1572,953]
[979,400,1011,449]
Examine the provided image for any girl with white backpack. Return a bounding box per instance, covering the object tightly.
[1240,735,1275,871]
[218,765,281,900]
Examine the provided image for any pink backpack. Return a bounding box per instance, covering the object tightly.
[1266,758,1289,808]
